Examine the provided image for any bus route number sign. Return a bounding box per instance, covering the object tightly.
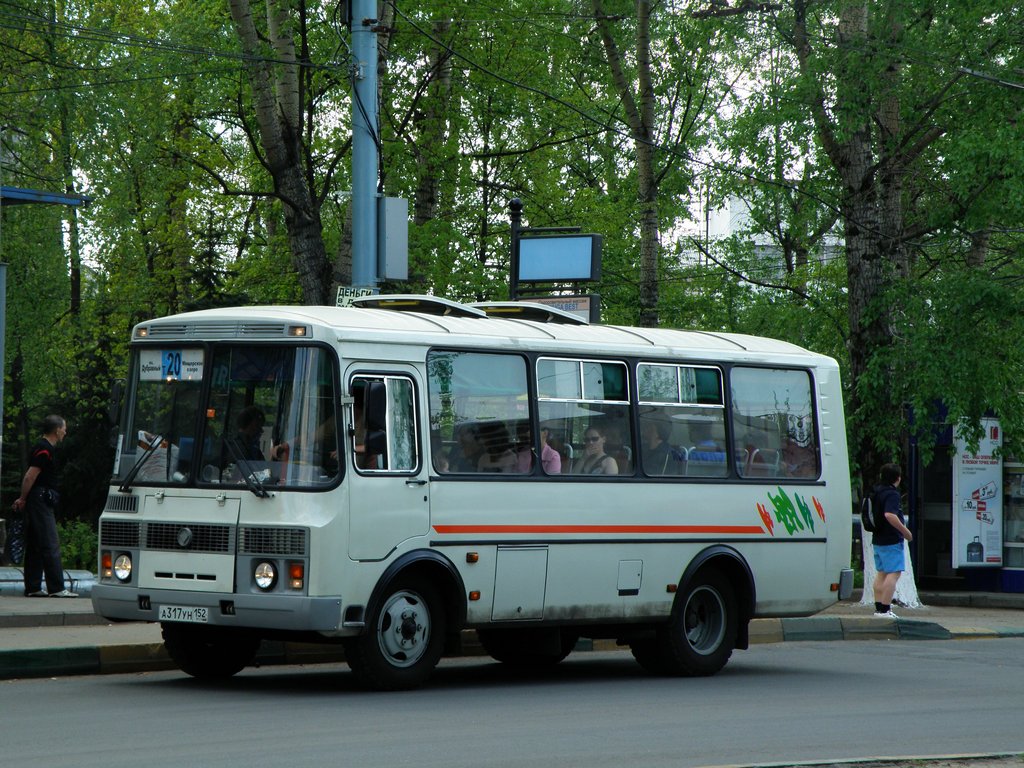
[140,349,205,382]
[162,351,182,378]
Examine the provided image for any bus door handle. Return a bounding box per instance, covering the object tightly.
[405,478,428,487]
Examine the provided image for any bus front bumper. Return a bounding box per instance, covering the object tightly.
[91,584,348,634]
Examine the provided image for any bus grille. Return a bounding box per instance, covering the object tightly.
[100,520,141,547]
[240,323,289,337]
[239,526,308,556]
[146,522,232,553]
[146,321,290,339]
[104,494,139,514]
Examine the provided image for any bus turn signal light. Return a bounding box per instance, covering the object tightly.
[289,562,304,590]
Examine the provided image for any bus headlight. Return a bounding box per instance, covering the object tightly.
[254,561,277,591]
[113,554,133,582]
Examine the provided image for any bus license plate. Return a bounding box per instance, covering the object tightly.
[158,605,209,624]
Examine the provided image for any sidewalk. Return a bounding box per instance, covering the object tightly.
[1,589,1023,680]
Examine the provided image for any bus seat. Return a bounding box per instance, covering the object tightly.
[613,445,633,474]
[559,443,575,474]
[746,447,781,477]
[687,447,727,477]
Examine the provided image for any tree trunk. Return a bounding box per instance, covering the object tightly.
[595,0,660,327]
[229,0,331,304]
[412,20,452,227]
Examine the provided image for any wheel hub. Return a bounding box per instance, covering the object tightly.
[377,590,431,667]
[398,609,420,645]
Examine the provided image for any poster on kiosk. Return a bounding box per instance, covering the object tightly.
[952,418,1003,567]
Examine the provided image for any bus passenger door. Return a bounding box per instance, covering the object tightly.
[346,370,429,561]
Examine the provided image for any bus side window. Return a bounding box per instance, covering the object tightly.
[426,350,532,476]
[351,375,420,473]
[730,367,819,480]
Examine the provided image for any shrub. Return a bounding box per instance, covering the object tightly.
[59,519,97,572]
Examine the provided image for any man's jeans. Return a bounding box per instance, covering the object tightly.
[22,487,65,595]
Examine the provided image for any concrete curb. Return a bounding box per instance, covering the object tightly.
[0,610,108,629]
[3,619,1023,681]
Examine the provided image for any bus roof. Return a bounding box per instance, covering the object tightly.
[133,296,834,366]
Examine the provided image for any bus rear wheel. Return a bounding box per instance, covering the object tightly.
[161,624,260,679]
[477,628,578,668]
[632,569,737,677]
[345,578,446,691]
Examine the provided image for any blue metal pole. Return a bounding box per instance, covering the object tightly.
[350,0,378,289]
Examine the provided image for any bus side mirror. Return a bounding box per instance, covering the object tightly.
[364,380,387,455]
[108,378,125,426]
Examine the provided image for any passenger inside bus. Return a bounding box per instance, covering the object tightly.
[352,394,377,469]
[431,435,450,473]
[268,409,339,482]
[537,423,562,474]
[476,421,517,472]
[514,422,535,473]
[447,423,483,472]
[602,422,633,474]
[641,419,684,476]
[781,435,817,478]
[234,406,270,461]
[543,427,573,473]
[573,425,619,475]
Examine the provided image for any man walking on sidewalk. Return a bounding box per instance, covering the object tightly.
[12,415,77,598]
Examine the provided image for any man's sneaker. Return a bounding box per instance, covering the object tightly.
[873,609,898,619]
[48,589,78,598]
[25,590,47,597]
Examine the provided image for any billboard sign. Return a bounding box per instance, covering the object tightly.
[952,418,1003,567]
[517,234,602,282]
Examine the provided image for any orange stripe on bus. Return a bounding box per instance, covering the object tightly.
[432,524,766,535]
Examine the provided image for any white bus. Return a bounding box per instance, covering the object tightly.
[92,295,853,690]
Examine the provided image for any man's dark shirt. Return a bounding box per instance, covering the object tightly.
[29,438,58,490]
[871,484,904,546]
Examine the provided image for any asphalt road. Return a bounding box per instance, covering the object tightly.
[2,640,1023,768]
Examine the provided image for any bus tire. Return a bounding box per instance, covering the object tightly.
[632,569,736,677]
[629,638,672,675]
[665,569,736,676]
[477,628,578,668]
[346,577,446,691]
[161,624,260,679]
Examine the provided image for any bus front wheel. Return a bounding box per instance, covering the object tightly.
[346,578,446,690]
[633,569,737,677]
[161,624,260,679]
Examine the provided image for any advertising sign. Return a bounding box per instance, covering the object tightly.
[525,294,600,323]
[952,418,1003,567]
[517,234,602,282]
[336,286,375,306]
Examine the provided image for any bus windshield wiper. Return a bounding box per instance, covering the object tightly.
[119,432,165,493]
[223,437,271,499]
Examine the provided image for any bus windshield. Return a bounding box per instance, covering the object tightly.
[113,345,340,490]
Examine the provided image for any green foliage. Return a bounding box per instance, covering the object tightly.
[0,0,1021,511]
[58,519,98,572]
